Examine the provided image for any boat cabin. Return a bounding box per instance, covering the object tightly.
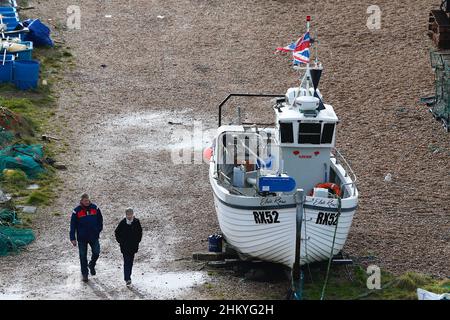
[276,91,339,195]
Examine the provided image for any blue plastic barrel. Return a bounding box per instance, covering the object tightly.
[13,60,39,90]
[208,234,223,253]
[0,53,14,83]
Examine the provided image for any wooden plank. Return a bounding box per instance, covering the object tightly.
[192,251,236,261]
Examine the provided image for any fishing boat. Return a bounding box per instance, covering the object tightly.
[205,18,358,274]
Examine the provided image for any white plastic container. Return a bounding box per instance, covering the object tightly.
[233,166,246,188]
[313,187,329,198]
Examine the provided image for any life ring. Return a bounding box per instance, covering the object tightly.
[312,183,342,197]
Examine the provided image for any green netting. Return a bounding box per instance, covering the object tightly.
[0,208,18,225]
[0,225,35,256]
[0,144,45,178]
[0,209,35,256]
[0,128,13,147]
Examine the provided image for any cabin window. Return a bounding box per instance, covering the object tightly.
[280,122,294,143]
[321,123,335,144]
[298,123,321,144]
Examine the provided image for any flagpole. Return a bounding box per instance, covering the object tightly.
[296,16,311,95]
[306,16,311,94]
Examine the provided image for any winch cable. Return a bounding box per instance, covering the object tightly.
[320,194,342,300]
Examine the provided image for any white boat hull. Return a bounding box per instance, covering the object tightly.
[210,163,358,268]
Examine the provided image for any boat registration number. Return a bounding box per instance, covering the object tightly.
[315,212,340,226]
[252,211,280,224]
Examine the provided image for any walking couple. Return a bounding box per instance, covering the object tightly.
[69,194,142,286]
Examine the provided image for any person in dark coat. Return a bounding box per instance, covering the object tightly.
[69,194,103,282]
[114,208,142,286]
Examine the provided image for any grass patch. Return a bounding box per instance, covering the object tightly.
[1,169,29,191]
[204,283,214,290]
[26,190,52,205]
[0,96,48,134]
[394,272,433,291]
[299,265,446,300]
[0,33,73,225]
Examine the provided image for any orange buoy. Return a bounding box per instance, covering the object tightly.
[203,147,213,162]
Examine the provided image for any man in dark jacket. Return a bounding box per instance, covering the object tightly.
[115,208,142,286]
[70,194,103,282]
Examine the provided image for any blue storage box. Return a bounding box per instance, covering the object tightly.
[13,59,40,90]
[3,28,27,40]
[0,52,14,82]
[1,16,18,29]
[258,175,297,193]
[0,8,16,14]
[208,234,223,252]
[0,11,18,18]
[13,41,33,60]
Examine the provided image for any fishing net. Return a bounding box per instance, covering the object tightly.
[431,51,450,120]
[0,208,18,225]
[0,106,34,137]
[0,128,13,147]
[0,209,35,256]
[0,226,35,256]
[0,144,45,178]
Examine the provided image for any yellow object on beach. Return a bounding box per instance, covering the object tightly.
[3,169,18,177]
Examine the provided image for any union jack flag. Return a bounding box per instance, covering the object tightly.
[293,31,310,64]
[275,41,297,53]
[276,32,311,65]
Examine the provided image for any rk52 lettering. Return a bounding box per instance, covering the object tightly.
[315,212,340,226]
[253,211,280,224]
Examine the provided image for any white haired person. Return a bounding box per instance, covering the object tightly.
[114,208,143,286]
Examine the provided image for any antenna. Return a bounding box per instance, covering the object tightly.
[314,0,319,66]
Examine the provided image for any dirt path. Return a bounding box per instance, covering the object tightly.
[0,0,449,300]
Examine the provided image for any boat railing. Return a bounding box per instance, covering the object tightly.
[331,148,357,197]
[217,93,284,127]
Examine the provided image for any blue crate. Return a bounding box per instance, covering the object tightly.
[13,60,40,90]
[3,29,27,40]
[0,11,17,18]
[1,16,18,22]
[0,8,16,14]
[1,16,18,27]
[11,41,33,60]
[0,52,14,83]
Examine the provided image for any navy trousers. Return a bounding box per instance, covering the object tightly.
[123,253,135,281]
[78,239,100,276]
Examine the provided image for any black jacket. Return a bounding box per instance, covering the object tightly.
[114,218,143,254]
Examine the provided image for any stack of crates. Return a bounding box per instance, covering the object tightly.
[0,0,39,90]
[430,50,450,132]
[0,3,20,36]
